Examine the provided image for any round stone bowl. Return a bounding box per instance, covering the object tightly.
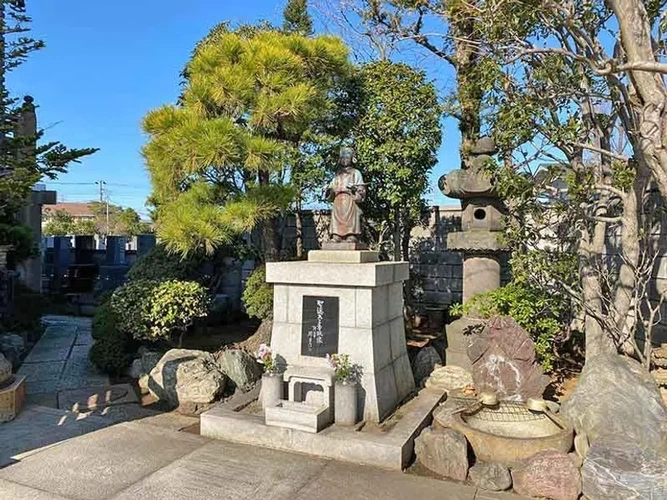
[442,401,573,466]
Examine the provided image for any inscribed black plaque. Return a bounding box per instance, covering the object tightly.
[301,295,339,357]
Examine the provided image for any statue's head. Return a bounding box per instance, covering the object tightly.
[338,147,355,167]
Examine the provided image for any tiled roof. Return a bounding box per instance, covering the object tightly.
[44,202,95,218]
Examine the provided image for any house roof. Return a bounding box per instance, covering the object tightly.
[44,202,96,218]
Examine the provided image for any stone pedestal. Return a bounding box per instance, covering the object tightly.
[266,250,415,423]
[463,254,501,303]
[445,317,484,370]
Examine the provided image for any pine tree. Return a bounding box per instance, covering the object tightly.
[143,25,350,258]
[283,0,313,36]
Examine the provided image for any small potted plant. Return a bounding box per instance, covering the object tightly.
[327,353,361,426]
[256,344,282,409]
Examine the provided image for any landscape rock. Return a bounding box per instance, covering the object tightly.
[138,374,149,394]
[217,349,262,392]
[141,349,162,374]
[424,365,473,392]
[414,426,468,481]
[127,359,144,379]
[582,436,667,500]
[411,346,442,387]
[568,452,583,469]
[0,353,11,383]
[148,349,226,407]
[0,333,24,368]
[512,450,582,500]
[468,462,511,491]
[468,316,549,401]
[561,354,667,450]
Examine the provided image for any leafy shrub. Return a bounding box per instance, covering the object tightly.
[450,281,567,372]
[89,334,134,376]
[127,244,205,282]
[145,280,210,343]
[0,223,37,265]
[242,266,273,320]
[110,279,209,344]
[89,299,134,375]
[92,300,116,341]
[0,282,48,340]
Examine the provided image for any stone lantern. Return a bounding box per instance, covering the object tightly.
[438,137,507,369]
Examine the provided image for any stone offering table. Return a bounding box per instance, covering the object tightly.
[265,367,335,433]
[266,249,415,423]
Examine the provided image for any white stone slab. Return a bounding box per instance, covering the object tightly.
[265,401,331,433]
[266,261,408,287]
[308,250,380,263]
[201,387,447,470]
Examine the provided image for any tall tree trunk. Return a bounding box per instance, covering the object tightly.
[451,22,482,167]
[259,169,279,262]
[393,206,401,261]
[580,219,616,357]
[295,199,303,259]
[607,0,667,201]
[400,209,411,263]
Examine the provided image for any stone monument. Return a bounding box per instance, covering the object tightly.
[438,137,507,369]
[265,147,415,429]
[15,97,57,292]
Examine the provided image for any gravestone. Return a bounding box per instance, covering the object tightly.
[74,235,95,264]
[136,234,156,258]
[105,236,126,265]
[52,236,72,292]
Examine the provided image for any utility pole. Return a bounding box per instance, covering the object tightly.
[96,180,106,202]
[95,180,108,241]
[105,193,109,238]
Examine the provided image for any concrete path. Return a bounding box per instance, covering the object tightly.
[0,418,521,500]
[18,315,108,407]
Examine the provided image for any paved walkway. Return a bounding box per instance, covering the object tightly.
[0,417,520,500]
[18,316,108,407]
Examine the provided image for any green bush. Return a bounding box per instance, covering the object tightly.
[89,299,134,375]
[146,280,210,343]
[450,281,567,372]
[89,334,134,376]
[92,300,116,341]
[0,223,37,265]
[110,279,209,344]
[127,244,205,282]
[0,282,48,339]
[242,266,273,320]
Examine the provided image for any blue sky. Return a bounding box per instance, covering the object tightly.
[10,0,459,219]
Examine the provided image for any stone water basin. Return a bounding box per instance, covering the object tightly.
[436,400,573,466]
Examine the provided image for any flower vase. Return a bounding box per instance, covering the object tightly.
[261,372,283,410]
[334,380,358,426]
